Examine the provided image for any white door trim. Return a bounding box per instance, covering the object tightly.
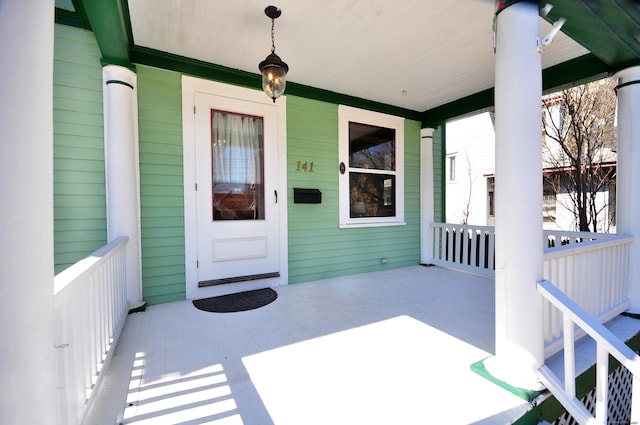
[181,76,288,300]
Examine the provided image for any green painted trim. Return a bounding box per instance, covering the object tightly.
[68,0,92,30]
[74,0,130,64]
[421,54,613,127]
[133,45,260,91]
[544,0,640,69]
[422,89,494,127]
[55,8,84,28]
[541,54,611,93]
[286,81,422,122]
[471,357,544,402]
[616,80,640,91]
[105,79,134,90]
[439,124,446,223]
[100,58,137,72]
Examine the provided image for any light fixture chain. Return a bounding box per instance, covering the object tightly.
[271,18,276,53]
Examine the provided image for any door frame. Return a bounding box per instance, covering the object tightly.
[181,76,288,300]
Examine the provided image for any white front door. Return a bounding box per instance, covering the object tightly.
[195,92,280,284]
[182,77,287,299]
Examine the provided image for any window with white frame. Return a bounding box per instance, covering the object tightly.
[446,154,456,182]
[338,105,404,227]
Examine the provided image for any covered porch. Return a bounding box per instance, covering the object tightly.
[60,227,638,424]
[3,1,640,424]
[80,265,637,425]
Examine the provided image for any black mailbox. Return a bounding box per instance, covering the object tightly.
[293,188,322,204]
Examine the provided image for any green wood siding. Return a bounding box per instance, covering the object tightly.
[286,96,422,283]
[53,24,107,274]
[432,124,445,223]
[137,65,186,304]
[51,25,449,302]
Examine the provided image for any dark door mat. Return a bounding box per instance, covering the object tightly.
[192,287,278,313]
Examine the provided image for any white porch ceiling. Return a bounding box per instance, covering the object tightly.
[126,0,589,112]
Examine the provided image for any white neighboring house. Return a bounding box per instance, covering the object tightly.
[445,112,496,226]
[445,111,617,232]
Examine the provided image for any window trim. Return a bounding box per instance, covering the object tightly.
[338,105,405,228]
[446,154,457,183]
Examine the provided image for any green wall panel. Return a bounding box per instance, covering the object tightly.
[286,96,422,284]
[53,24,107,274]
[136,65,186,304]
[432,124,445,223]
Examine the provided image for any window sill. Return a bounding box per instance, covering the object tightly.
[339,221,407,229]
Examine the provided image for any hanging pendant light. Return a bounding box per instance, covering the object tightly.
[258,5,289,102]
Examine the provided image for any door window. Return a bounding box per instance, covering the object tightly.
[211,110,265,220]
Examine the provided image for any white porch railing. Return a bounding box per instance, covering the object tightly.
[542,234,633,356]
[544,229,618,249]
[429,224,620,277]
[430,223,496,277]
[53,237,129,425]
[538,279,640,425]
[430,224,636,421]
[430,223,632,353]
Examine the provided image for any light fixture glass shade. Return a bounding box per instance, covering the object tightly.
[259,52,288,102]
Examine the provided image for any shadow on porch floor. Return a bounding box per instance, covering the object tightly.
[85,266,556,424]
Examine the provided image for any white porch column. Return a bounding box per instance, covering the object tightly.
[485,1,545,390]
[0,1,59,424]
[102,65,143,308]
[421,128,435,263]
[615,66,640,313]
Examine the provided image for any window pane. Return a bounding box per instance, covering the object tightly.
[449,156,456,181]
[543,194,556,222]
[211,110,265,220]
[543,180,556,223]
[349,172,395,218]
[349,122,395,171]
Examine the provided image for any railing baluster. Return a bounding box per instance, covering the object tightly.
[479,229,486,269]
[489,231,496,270]
[563,315,576,398]
[438,225,444,262]
[595,345,609,423]
[462,226,469,265]
[448,226,454,262]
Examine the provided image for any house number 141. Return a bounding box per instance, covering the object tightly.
[295,161,314,172]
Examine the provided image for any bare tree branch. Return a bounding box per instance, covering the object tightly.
[542,78,617,232]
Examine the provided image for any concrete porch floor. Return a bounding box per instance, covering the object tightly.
[84,265,638,425]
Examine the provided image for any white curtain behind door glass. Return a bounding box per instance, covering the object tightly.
[212,111,263,184]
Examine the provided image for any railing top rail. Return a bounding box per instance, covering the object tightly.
[543,233,633,257]
[542,229,618,239]
[537,279,640,376]
[429,222,495,232]
[54,236,129,296]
